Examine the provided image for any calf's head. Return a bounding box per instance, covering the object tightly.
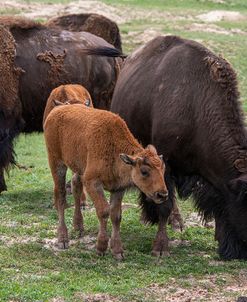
[120,145,168,204]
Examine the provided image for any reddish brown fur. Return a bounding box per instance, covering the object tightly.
[44,105,167,259]
[43,84,93,124]
[43,84,93,208]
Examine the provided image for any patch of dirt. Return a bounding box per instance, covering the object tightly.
[74,292,120,302]
[140,273,247,302]
[0,234,38,246]
[3,0,193,24]
[42,234,96,252]
[185,212,215,228]
[125,28,165,44]
[169,239,191,248]
[197,10,246,22]
[186,23,247,36]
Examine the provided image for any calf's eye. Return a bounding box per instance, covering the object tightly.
[141,168,149,177]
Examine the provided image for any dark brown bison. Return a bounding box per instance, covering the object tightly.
[0,16,120,193]
[46,13,122,51]
[83,36,247,260]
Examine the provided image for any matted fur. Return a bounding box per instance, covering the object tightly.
[0,25,24,192]
[0,15,43,30]
[46,13,122,51]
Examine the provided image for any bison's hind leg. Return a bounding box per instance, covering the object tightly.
[72,173,84,237]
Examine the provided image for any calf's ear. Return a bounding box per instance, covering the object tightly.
[53,99,64,106]
[146,144,158,154]
[120,154,136,166]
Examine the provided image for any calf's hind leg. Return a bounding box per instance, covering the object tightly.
[110,191,124,260]
[71,173,84,237]
[50,163,69,249]
[84,177,110,255]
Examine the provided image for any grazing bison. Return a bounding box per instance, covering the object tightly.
[84,35,247,259]
[0,16,120,193]
[46,13,122,51]
[44,104,167,259]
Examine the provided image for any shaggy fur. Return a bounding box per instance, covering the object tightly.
[0,25,24,192]
[44,105,167,259]
[46,13,122,51]
[106,35,247,260]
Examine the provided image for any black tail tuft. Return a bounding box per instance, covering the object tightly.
[81,46,127,58]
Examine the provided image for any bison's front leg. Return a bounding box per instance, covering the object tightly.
[152,218,170,257]
[110,190,125,260]
[0,168,7,193]
[168,196,184,232]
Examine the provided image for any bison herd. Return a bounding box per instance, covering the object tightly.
[0,13,247,260]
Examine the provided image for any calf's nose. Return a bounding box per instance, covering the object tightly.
[155,190,168,200]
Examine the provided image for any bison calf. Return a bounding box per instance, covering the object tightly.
[44,104,168,259]
[43,84,93,208]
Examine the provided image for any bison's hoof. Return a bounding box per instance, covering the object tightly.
[151,250,170,257]
[96,250,105,256]
[57,241,69,249]
[113,252,124,261]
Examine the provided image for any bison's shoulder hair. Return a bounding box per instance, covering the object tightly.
[0,16,44,30]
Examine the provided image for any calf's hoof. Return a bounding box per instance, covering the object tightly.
[57,240,69,249]
[151,249,170,257]
[113,252,124,261]
[96,238,108,255]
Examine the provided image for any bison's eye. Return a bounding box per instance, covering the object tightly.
[140,168,149,177]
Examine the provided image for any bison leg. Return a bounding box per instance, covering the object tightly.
[84,177,110,256]
[109,190,125,260]
[168,196,184,232]
[152,218,170,257]
[71,173,84,237]
[51,163,69,249]
[0,169,7,193]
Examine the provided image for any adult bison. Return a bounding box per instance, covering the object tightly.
[85,35,247,260]
[46,13,122,51]
[0,16,120,192]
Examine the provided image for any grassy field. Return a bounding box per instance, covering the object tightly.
[0,0,247,301]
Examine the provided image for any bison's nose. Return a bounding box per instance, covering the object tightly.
[155,191,168,201]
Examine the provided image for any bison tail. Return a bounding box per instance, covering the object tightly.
[139,192,173,225]
[81,46,127,59]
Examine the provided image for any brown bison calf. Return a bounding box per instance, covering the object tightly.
[43,84,93,208]
[44,105,168,259]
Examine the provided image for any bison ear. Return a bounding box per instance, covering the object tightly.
[234,158,247,173]
[119,154,136,166]
[146,144,157,154]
